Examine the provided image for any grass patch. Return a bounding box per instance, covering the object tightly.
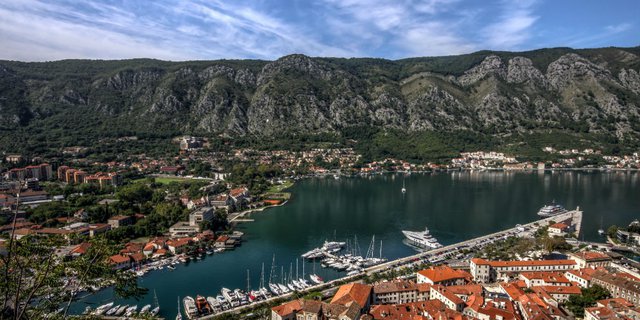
[267,180,294,193]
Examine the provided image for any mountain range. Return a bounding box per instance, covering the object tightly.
[1,46,639,159]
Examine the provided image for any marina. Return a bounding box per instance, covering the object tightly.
[69,171,640,319]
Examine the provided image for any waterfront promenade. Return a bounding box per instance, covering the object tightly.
[201,209,583,319]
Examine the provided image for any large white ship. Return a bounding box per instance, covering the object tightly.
[402,227,442,249]
[537,202,567,217]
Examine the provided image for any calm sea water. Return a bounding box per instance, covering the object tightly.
[71,171,640,318]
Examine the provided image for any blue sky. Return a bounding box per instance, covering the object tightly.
[0,0,638,61]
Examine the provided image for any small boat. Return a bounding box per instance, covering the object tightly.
[150,306,160,316]
[115,305,128,316]
[310,274,324,284]
[207,296,219,309]
[140,304,151,314]
[401,179,406,194]
[195,295,213,315]
[167,265,176,270]
[175,296,182,320]
[124,305,137,317]
[269,283,281,295]
[105,305,120,316]
[221,288,234,302]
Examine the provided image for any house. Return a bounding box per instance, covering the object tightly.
[189,207,214,226]
[591,270,640,305]
[470,258,577,283]
[169,221,200,237]
[70,242,91,257]
[109,254,131,270]
[229,187,250,208]
[271,299,302,320]
[585,298,640,320]
[548,222,571,236]
[518,272,572,288]
[89,223,111,237]
[107,215,134,229]
[417,265,472,286]
[130,253,147,267]
[369,300,458,320]
[531,285,582,303]
[271,299,362,320]
[210,194,232,210]
[569,251,612,268]
[167,238,191,254]
[516,293,566,320]
[331,283,372,313]
[565,268,600,288]
[429,285,467,312]
[372,280,431,304]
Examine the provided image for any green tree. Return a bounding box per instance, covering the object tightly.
[0,234,145,319]
[566,285,611,317]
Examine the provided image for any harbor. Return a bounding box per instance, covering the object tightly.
[68,171,640,319]
[195,209,583,319]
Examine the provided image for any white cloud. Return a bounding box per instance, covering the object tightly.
[401,23,477,57]
[605,23,632,33]
[482,0,539,50]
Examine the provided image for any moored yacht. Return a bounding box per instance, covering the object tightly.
[183,296,197,319]
[402,227,442,249]
[537,202,567,217]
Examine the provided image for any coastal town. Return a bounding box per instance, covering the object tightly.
[1,136,640,320]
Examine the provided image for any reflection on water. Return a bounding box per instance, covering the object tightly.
[70,171,640,318]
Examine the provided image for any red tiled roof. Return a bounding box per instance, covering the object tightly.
[418,265,471,283]
[71,242,91,255]
[472,258,576,268]
[130,252,146,262]
[331,283,371,308]
[229,187,247,198]
[597,298,634,308]
[500,282,525,300]
[566,268,598,280]
[572,251,611,261]
[549,222,569,230]
[272,299,303,316]
[109,254,130,264]
[534,285,582,295]
[521,271,571,284]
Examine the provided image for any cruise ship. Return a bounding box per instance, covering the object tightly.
[537,202,567,217]
[402,227,442,249]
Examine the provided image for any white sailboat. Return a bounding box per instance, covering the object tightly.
[176,297,182,320]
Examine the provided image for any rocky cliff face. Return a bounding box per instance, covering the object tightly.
[1,47,639,141]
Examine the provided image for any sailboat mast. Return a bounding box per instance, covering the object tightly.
[260,263,265,288]
[247,269,251,292]
[296,259,299,279]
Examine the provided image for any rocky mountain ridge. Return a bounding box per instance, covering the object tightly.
[1,47,639,150]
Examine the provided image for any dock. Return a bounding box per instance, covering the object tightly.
[199,209,583,319]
